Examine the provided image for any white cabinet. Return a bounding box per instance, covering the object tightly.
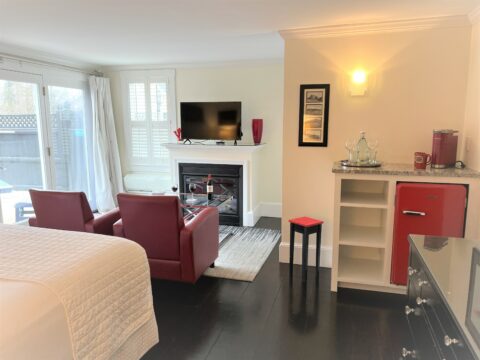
[331,171,480,294]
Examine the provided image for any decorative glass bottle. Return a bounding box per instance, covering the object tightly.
[356,131,370,163]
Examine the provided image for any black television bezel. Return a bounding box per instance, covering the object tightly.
[180,101,242,141]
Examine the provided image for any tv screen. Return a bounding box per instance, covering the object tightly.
[180,102,241,140]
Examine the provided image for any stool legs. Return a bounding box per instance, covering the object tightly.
[289,223,295,271]
[302,227,309,281]
[316,224,322,271]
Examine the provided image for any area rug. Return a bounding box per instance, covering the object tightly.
[204,225,281,282]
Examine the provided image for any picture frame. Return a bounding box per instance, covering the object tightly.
[466,247,480,349]
[298,84,330,147]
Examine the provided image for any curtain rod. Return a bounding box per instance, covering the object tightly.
[0,53,104,77]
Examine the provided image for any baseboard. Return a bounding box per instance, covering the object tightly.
[278,242,332,268]
[259,202,282,218]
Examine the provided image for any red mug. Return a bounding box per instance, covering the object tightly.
[414,152,431,170]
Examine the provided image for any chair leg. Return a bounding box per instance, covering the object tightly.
[289,223,295,271]
[302,227,309,282]
[210,262,215,268]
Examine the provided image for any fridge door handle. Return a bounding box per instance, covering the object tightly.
[402,210,426,216]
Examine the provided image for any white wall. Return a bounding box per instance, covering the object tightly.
[281,24,472,262]
[462,19,480,171]
[107,61,284,211]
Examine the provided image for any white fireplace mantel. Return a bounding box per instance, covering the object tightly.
[164,143,265,226]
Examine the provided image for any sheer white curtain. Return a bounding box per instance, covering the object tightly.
[89,76,124,212]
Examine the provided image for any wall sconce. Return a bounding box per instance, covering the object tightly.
[349,69,368,96]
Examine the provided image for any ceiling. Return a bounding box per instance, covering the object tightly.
[0,0,478,66]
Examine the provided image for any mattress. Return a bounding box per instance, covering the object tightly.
[0,224,158,360]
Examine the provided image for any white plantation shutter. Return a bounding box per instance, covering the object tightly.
[122,70,176,171]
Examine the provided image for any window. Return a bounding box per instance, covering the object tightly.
[0,67,94,224]
[122,70,176,172]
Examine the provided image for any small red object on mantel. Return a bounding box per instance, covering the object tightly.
[173,128,182,141]
[252,118,263,145]
[289,216,324,228]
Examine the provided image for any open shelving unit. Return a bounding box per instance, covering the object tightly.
[332,178,402,293]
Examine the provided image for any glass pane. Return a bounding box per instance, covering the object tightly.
[0,79,43,224]
[129,83,146,121]
[48,86,90,196]
[150,82,168,122]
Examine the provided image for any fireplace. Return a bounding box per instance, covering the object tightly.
[178,163,242,226]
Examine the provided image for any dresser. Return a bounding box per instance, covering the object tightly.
[403,235,480,359]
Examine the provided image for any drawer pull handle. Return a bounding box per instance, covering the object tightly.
[403,210,426,216]
[417,279,428,287]
[408,267,418,276]
[402,347,417,358]
[405,306,415,315]
[444,335,460,347]
[416,297,428,305]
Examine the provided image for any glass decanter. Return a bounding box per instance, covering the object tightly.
[356,131,370,163]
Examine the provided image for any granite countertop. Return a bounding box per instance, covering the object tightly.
[332,162,480,178]
[409,235,480,357]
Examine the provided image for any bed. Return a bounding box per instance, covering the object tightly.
[0,224,158,360]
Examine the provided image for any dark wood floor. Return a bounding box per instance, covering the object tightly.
[142,217,411,360]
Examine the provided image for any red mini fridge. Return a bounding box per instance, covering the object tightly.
[391,183,467,285]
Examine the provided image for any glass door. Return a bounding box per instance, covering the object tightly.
[47,85,93,201]
[0,71,48,224]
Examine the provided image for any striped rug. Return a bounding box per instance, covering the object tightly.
[203,225,281,282]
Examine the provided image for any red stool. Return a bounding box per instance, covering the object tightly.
[289,217,323,281]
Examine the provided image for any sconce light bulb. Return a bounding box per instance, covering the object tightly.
[352,70,367,84]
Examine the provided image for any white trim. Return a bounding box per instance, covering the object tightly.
[102,58,283,72]
[469,5,480,24]
[279,15,470,39]
[279,242,332,268]
[258,202,282,218]
[164,143,265,153]
[0,42,96,72]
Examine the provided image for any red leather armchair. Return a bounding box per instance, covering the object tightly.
[114,193,219,283]
[29,189,120,235]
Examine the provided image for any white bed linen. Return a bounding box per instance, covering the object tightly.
[0,225,158,360]
[0,279,73,359]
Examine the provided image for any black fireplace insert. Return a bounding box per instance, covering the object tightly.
[178,163,242,226]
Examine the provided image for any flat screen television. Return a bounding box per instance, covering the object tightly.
[180,102,242,141]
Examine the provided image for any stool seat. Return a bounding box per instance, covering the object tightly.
[289,216,323,227]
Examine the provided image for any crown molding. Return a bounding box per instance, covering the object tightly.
[0,42,97,72]
[101,58,284,73]
[469,5,480,24]
[279,15,471,39]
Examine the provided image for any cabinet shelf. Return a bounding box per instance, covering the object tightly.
[340,192,388,208]
[337,256,384,285]
[339,225,386,248]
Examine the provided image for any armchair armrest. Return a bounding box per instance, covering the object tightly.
[28,216,37,227]
[85,208,121,235]
[113,219,125,238]
[180,207,219,283]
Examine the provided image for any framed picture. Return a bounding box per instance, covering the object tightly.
[466,247,480,349]
[298,84,330,147]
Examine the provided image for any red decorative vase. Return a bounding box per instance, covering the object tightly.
[252,119,263,145]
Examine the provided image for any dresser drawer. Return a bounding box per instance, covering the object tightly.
[405,308,443,359]
[407,251,424,305]
[419,275,475,360]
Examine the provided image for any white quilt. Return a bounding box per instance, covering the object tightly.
[0,224,158,360]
